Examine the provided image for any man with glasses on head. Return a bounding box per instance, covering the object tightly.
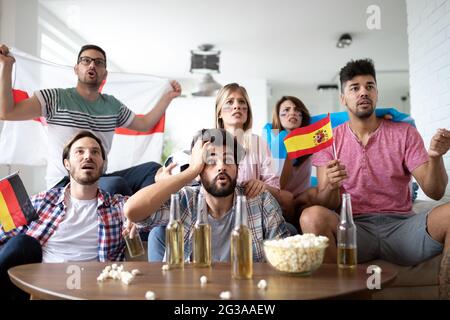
[0,43,181,195]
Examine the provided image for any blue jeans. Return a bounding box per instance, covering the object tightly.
[54,161,162,196]
[0,234,42,301]
[147,226,166,262]
[146,222,299,262]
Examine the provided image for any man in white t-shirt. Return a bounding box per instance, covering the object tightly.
[0,131,131,300]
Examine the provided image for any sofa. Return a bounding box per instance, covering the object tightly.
[371,199,447,299]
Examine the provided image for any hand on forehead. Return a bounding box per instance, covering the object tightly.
[205,144,237,164]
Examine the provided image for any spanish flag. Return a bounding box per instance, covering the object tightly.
[284,114,333,159]
[0,172,37,232]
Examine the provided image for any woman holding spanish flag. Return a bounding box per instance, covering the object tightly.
[264,96,412,233]
[263,96,321,232]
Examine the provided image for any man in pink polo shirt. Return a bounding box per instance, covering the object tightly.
[301,59,450,297]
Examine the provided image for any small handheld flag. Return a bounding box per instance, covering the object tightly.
[283,114,334,159]
[0,172,37,232]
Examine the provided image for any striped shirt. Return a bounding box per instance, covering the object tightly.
[0,185,129,262]
[137,186,289,262]
[34,88,135,188]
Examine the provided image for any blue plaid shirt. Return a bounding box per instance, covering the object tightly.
[138,186,289,262]
[0,185,128,262]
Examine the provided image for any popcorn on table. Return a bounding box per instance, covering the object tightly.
[219,291,231,300]
[264,233,329,273]
[257,279,267,290]
[97,264,141,285]
[145,291,156,300]
[131,269,141,276]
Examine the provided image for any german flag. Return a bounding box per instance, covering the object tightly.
[0,173,37,232]
[284,114,334,159]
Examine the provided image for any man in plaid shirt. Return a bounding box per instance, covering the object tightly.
[0,131,129,300]
[125,129,289,262]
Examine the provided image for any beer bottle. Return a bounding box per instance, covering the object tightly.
[166,194,184,269]
[192,193,212,267]
[231,195,253,279]
[337,193,357,268]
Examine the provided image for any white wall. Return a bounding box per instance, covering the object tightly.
[268,84,341,119]
[0,0,47,195]
[0,0,39,55]
[406,0,450,200]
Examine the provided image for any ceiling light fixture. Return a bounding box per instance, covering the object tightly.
[190,44,222,97]
[336,33,352,48]
[317,84,339,91]
[190,44,220,74]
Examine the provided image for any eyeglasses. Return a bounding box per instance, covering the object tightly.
[78,56,106,67]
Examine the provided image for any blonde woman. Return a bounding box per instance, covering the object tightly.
[215,83,294,218]
[146,84,294,262]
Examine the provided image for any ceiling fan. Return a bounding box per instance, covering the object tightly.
[191,74,222,97]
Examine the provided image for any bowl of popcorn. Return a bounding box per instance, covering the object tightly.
[263,234,329,275]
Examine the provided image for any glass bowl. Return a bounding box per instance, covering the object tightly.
[263,234,329,276]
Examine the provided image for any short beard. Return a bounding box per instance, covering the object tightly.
[69,166,102,186]
[78,77,101,89]
[352,105,375,119]
[203,173,237,197]
[73,175,99,185]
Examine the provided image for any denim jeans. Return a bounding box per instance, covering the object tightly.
[147,226,166,262]
[54,161,162,196]
[0,234,42,301]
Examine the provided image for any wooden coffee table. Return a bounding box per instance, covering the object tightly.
[8,261,397,300]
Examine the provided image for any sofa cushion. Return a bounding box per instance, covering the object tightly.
[372,285,439,300]
[413,199,447,213]
[372,254,441,287]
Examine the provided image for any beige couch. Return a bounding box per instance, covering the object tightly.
[371,200,447,299]
[371,254,441,299]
